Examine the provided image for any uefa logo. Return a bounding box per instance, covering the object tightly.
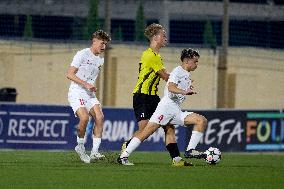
[0,118,3,136]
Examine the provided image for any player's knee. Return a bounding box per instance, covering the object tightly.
[79,115,89,125]
[138,120,148,131]
[196,116,207,132]
[96,114,104,123]
[199,116,207,132]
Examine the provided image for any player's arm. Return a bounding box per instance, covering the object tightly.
[168,82,196,95]
[157,69,170,81]
[150,55,169,81]
[66,66,96,92]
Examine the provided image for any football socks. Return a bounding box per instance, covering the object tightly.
[186,131,203,151]
[166,143,180,159]
[120,137,141,158]
[92,137,101,153]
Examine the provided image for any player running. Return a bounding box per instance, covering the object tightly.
[120,23,191,166]
[67,30,111,163]
[118,48,207,165]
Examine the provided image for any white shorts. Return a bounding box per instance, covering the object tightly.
[68,88,100,116]
[149,98,192,126]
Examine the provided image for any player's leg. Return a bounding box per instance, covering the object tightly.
[76,107,90,138]
[118,101,175,165]
[164,125,179,158]
[89,103,105,159]
[74,107,91,163]
[123,95,182,163]
[183,112,207,159]
[68,90,91,163]
[121,94,154,152]
[121,119,148,153]
[118,122,160,165]
[164,125,193,166]
[134,120,149,136]
[157,101,191,166]
[132,94,154,136]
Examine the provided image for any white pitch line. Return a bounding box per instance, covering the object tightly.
[6,140,68,144]
[9,112,70,117]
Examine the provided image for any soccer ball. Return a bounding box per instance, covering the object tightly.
[204,147,222,165]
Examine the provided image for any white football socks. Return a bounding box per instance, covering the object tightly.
[120,137,141,158]
[173,156,182,163]
[77,136,84,146]
[92,136,102,153]
[83,133,87,144]
[77,133,88,144]
[186,131,204,151]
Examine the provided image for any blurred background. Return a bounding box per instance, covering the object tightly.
[0,0,283,109]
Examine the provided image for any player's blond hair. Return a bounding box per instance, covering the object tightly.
[144,23,164,41]
[92,30,111,42]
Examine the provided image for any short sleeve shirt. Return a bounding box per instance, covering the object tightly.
[164,66,192,105]
[133,48,164,95]
[69,48,104,90]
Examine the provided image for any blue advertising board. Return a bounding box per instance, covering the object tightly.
[187,110,247,152]
[0,103,186,151]
[186,110,284,152]
[0,103,283,152]
[0,103,76,150]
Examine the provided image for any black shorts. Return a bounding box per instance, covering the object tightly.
[133,93,160,122]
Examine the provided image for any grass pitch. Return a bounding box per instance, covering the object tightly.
[0,150,283,189]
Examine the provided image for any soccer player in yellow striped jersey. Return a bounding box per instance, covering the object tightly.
[119,49,207,166]
[119,23,191,166]
[133,48,165,95]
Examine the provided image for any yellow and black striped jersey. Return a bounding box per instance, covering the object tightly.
[133,48,164,95]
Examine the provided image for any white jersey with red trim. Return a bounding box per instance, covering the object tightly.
[163,66,192,105]
[69,48,104,91]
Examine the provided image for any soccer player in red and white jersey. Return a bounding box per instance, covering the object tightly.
[67,30,111,163]
[118,48,207,165]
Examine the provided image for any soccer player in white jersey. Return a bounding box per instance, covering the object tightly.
[67,30,111,163]
[118,48,207,165]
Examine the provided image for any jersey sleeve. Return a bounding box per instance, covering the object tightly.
[152,56,164,73]
[168,68,179,84]
[70,51,83,68]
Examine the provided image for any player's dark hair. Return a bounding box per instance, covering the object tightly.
[92,30,111,42]
[180,48,200,61]
[144,23,164,41]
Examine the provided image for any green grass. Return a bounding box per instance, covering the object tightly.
[0,150,283,189]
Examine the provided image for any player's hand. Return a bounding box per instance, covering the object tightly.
[84,83,97,92]
[184,88,197,95]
